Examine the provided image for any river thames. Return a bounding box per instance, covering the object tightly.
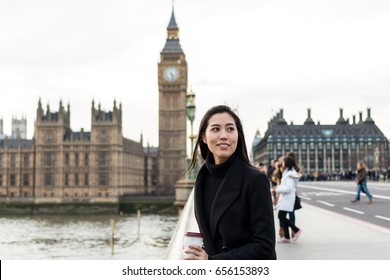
[0,213,179,260]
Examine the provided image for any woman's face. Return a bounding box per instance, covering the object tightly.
[202,112,238,164]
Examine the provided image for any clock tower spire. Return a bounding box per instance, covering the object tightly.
[157,6,188,194]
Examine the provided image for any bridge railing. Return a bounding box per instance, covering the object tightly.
[166,188,198,260]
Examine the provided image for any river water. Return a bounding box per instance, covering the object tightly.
[0,213,179,260]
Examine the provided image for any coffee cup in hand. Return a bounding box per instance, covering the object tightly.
[183,232,204,258]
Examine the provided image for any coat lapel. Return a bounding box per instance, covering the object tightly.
[209,158,246,240]
[194,158,247,254]
[194,164,217,255]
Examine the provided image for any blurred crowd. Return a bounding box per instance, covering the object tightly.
[256,162,390,182]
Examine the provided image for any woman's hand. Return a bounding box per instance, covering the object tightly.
[184,245,208,260]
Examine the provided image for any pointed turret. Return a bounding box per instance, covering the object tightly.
[168,8,178,30]
[277,109,287,125]
[304,108,315,125]
[37,98,44,120]
[364,108,374,123]
[336,108,347,124]
[161,5,183,54]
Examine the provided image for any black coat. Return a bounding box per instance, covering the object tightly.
[194,157,277,260]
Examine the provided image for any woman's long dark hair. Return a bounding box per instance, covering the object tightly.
[283,156,296,171]
[185,105,251,175]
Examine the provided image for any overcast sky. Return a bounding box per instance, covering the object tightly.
[1,0,390,154]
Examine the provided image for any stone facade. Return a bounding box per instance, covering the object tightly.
[0,100,146,203]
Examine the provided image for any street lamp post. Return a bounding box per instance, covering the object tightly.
[186,88,196,179]
[173,88,197,212]
[186,88,196,155]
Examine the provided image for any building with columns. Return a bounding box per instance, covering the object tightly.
[253,108,389,177]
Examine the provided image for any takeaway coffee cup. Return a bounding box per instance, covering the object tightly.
[183,232,204,258]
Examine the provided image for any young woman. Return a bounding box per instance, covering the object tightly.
[351,161,373,204]
[275,156,302,243]
[184,105,276,260]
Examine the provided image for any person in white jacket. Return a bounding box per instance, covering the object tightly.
[275,156,302,243]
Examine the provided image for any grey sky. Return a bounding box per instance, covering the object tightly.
[1,0,390,153]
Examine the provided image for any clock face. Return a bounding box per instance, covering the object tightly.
[163,66,179,82]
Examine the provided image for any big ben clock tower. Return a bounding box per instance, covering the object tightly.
[157,7,188,194]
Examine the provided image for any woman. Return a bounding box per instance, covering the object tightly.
[284,152,301,238]
[184,105,276,260]
[275,156,302,243]
[351,161,373,204]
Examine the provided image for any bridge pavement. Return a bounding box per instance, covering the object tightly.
[167,188,390,260]
[276,202,390,259]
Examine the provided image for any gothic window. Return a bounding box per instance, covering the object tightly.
[47,131,54,142]
[10,174,16,186]
[65,153,70,166]
[84,153,89,166]
[65,173,69,186]
[100,130,108,142]
[75,173,79,186]
[11,154,16,168]
[84,174,89,186]
[23,174,29,186]
[74,152,79,166]
[99,151,108,166]
[44,173,53,186]
[23,154,29,168]
[45,152,54,167]
[99,172,108,186]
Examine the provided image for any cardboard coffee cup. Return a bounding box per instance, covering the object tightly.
[183,232,204,258]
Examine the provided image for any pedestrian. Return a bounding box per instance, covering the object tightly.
[351,161,373,204]
[267,159,279,210]
[272,158,283,186]
[272,157,284,238]
[284,152,301,239]
[267,159,277,185]
[275,156,302,243]
[184,105,276,260]
[257,162,268,174]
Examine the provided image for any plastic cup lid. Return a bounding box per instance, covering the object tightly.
[184,232,204,238]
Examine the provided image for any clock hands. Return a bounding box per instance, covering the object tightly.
[163,66,178,81]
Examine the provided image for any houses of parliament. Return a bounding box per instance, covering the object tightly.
[0,8,188,203]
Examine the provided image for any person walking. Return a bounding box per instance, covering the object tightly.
[284,152,301,239]
[351,161,373,204]
[184,105,276,260]
[275,156,302,243]
[272,157,284,238]
[267,159,277,185]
